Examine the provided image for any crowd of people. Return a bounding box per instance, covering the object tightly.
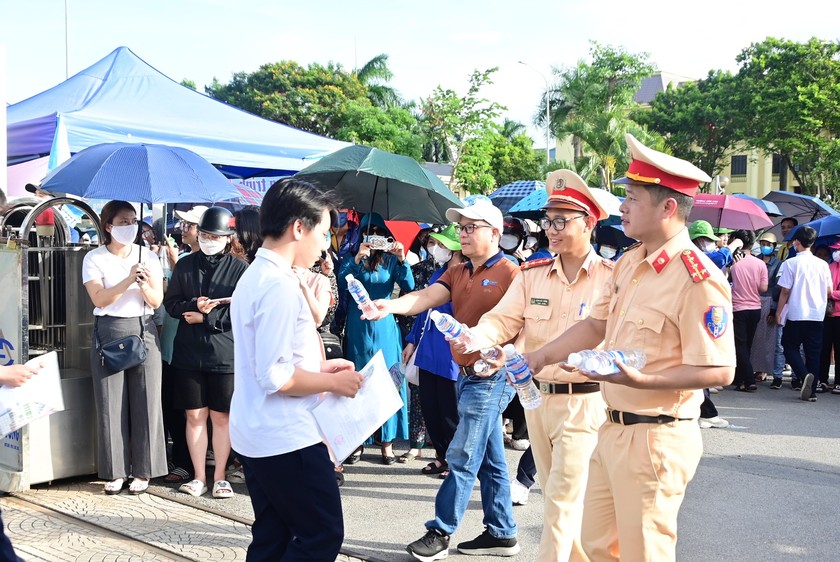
[4,131,829,561]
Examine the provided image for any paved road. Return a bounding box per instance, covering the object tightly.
[5,377,839,561]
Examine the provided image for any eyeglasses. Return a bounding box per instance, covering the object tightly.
[540,215,586,232]
[179,221,197,231]
[198,232,225,241]
[454,223,494,235]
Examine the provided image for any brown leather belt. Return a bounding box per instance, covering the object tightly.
[537,381,600,395]
[607,409,693,425]
[459,366,480,376]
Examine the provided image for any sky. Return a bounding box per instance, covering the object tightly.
[2,0,839,149]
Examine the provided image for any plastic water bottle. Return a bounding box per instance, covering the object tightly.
[430,310,477,350]
[502,344,542,409]
[158,244,171,278]
[346,274,378,320]
[581,350,646,375]
[567,350,600,369]
[474,347,502,375]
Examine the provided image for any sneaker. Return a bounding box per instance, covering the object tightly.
[783,364,792,375]
[791,378,802,391]
[831,386,840,395]
[709,386,719,394]
[770,378,782,389]
[510,479,530,506]
[800,374,815,402]
[457,529,520,556]
[510,439,530,451]
[407,529,450,561]
[816,382,829,394]
[699,416,730,429]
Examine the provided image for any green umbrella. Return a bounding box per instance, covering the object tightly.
[294,145,463,224]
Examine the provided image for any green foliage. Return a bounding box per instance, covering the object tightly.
[335,101,424,161]
[734,37,840,197]
[455,128,542,194]
[353,53,402,109]
[420,68,506,187]
[632,70,744,181]
[180,79,197,90]
[538,43,655,188]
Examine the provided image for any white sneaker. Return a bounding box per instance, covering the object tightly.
[510,439,530,451]
[699,416,730,429]
[709,387,719,394]
[510,479,530,506]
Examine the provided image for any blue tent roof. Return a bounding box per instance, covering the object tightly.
[7,47,348,176]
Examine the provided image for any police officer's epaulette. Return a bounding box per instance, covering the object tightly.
[521,257,554,271]
[680,249,711,283]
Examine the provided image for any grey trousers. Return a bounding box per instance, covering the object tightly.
[91,315,167,480]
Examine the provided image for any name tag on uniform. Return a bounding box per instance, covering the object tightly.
[530,298,549,306]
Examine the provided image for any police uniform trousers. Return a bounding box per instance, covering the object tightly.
[581,419,702,562]
[525,390,605,562]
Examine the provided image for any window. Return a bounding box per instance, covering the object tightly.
[772,154,783,175]
[730,155,747,176]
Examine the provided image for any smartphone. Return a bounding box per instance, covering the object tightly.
[207,297,232,306]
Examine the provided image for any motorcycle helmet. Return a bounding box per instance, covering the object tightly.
[197,206,235,236]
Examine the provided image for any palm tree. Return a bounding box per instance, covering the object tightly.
[354,53,401,109]
[500,119,526,140]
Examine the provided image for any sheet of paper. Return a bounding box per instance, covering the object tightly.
[0,352,65,437]
[311,351,403,463]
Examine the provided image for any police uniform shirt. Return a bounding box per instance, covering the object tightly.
[589,228,736,418]
[472,248,614,384]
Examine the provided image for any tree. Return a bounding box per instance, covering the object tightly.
[500,119,526,140]
[335,100,424,160]
[420,68,506,188]
[206,61,368,137]
[454,127,542,193]
[632,70,745,183]
[354,53,401,109]
[536,43,655,187]
[180,79,197,90]
[734,37,840,198]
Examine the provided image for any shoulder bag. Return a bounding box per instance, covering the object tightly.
[403,313,430,386]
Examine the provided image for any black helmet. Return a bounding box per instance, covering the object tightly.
[503,216,526,238]
[198,206,235,236]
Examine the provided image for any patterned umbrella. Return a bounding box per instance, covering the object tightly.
[689,194,774,230]
[488,180,544,214]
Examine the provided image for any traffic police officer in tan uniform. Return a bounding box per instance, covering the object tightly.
[526,134,736,562]
[467,170,613,561]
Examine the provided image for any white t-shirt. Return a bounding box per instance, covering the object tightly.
[229,248,324,458]
[777,249,831,322]
[82,244,163,317]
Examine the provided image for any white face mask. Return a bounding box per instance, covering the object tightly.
[701,240,717,253]
[110,224,138,246]
[429,245,453,264]
[524,235,538,250]
[833,251,840,263]
[500,234,520,251]
[199,237,227,256]
[599,246,617,259]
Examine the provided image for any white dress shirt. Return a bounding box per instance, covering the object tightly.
[229,248,324,457]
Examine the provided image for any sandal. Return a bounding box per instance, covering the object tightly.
[163,466,192,484]
[212,480,234,499]
[345,447,364,465]
[398,451,419,463]
[421,460,448,475]
[438,469,450,479]
[382,455,397,465]
[129,477,149,495]
[179,479,208,497]
[104,478,125,495]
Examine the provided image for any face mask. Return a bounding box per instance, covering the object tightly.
[500,234,520,251]
[599,246,617,259]
[110,224,138,246]
[524,235,538,250]
[833,251,840,263]
[334,212,348,229]
[199,237,227,255]
[761,245,774,256]
[701,240,717,253]
[429,245,453,264]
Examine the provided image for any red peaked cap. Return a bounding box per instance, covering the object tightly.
[613,134,712,197]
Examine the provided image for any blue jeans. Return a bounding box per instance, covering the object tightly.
[774,325,785,378]
[428,368,517,539]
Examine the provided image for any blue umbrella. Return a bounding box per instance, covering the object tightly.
[783,215,840,244]
[489,180,545,214]
[40,142,240,203]
[508,188,548,219]
[763,191,839,224]
[732,193,782,217]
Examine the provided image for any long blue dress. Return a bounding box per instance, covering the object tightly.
[338,251,415,443]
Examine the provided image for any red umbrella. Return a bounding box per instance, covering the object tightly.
[689,194,773,230]
[385,220,423,252]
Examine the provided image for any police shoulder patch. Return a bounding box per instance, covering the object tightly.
[704,306,728,339]
[521,257,554,271]
[680,249,711,283]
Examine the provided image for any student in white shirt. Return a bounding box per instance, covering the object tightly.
[82,200,166,495]
[230,179,363,561]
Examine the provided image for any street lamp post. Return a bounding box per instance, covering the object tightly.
[518,61,551,166]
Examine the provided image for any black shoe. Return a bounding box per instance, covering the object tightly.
[407,528,450,561]
[801,374,815,401]
[808,394,817,402]
[791,378,802,391]
[770,378,782,389]
[457,529,520,556]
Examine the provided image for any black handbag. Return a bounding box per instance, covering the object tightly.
[93,245,149,374]
[320,331,343,360]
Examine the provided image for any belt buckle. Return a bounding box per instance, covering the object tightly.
[539,381,550,394]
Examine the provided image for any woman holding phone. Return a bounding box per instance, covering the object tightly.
[163,206,248,498]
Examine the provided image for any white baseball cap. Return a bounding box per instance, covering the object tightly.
[445,201,504,232]
[174,205,209,224]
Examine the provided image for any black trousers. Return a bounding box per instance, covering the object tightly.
[700,389,718,419]
[783,320,823,395]
[240,443,343,561]
[734,309,761,387]
[515,446,537,488]
[161,361,192,474]
[818,316,840,384]
[503,394,529,440]
[418,369,459,463]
